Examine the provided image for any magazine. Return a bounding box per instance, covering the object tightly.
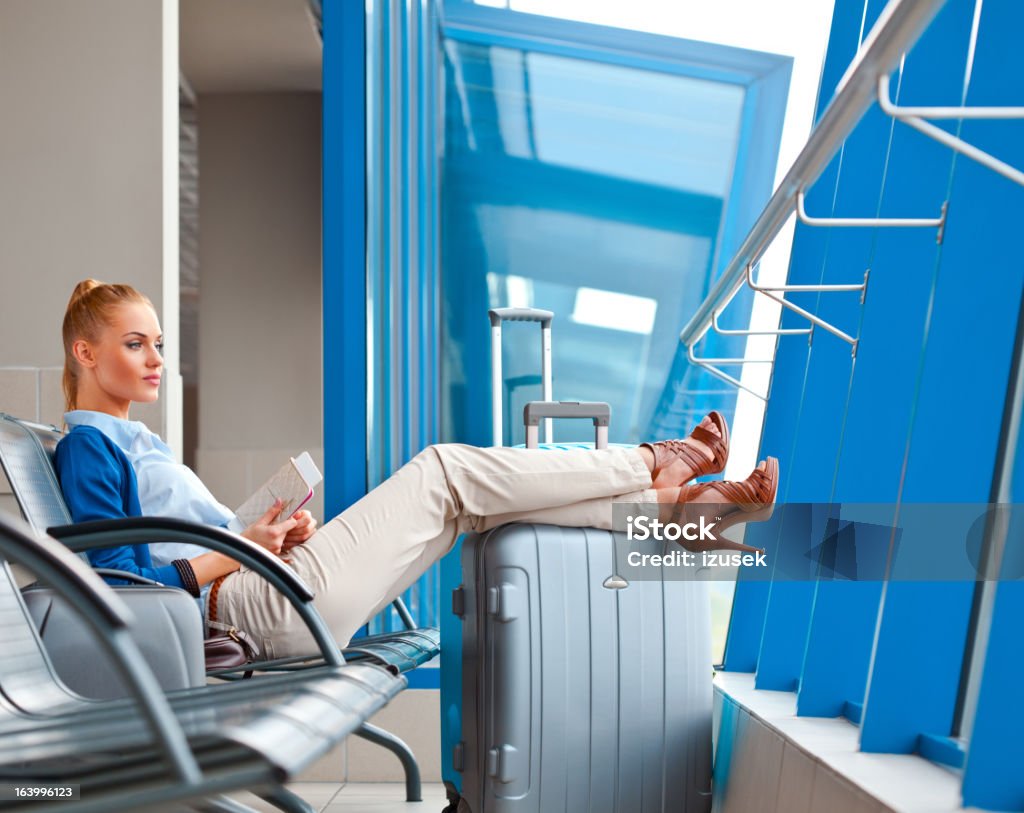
[234,452,323,527]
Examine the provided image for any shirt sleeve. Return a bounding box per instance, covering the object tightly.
[55,429,186,590]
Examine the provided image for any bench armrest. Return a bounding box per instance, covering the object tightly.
[92,568,166,587]
[48,517,342,666]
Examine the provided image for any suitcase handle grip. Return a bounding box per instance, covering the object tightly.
[488,307,553,328]
[523,400,610,426]
[523,401,611,449]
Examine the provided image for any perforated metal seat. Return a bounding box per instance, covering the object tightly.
[0,511,404,813]
[0,414,72,528]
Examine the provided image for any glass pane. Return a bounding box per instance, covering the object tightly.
[441,39,746,447]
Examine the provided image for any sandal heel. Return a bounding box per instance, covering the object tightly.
[671,456,779,554]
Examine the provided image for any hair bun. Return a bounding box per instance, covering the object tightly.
[68,278,104,306]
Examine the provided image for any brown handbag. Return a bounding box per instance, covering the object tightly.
[204,626,260,675]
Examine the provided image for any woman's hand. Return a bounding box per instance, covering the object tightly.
[283,509,317,551]
[240,499,299,556]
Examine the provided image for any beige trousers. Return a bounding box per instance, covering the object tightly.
[213,443,654,658]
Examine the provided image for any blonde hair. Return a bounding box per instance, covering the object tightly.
[62,279,153,412]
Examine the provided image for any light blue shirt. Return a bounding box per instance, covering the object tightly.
[63,410,245,605]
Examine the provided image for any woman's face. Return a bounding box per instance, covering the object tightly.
[79,302,164,406]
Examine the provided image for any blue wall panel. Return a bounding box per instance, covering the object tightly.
[963,314,1024,807]
[961,581,1024,809]
[724,4,1024,795]
[797,0,973,720]
[720,579,770,672]
[753,40,893,692]
[860,0,1022,754]
[725,0,875,681]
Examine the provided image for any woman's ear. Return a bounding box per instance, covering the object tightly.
[72,339,96,368]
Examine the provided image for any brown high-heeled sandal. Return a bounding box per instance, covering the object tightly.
[641,410,730,484]
[670,457,779,554]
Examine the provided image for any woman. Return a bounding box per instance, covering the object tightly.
[55,280,778,658]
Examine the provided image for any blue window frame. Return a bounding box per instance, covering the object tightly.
[324,0,442,634]
[323,0,368,516]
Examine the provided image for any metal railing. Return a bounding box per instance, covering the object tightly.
[678,0,1024,400]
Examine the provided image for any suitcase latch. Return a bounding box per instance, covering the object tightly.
[486,583,520,622]
[487,744,520,784]
[452,586,466,618]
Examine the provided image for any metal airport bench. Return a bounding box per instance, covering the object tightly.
[0,412,440,802]
[0,509,403,813]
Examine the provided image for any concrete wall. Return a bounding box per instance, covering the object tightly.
[194,92,323,519]
[712,675,971,812]
[713,688,890,813]
[0,0,177,517]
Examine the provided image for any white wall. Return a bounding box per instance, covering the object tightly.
[195,92,324,519]
[0,0,178,514]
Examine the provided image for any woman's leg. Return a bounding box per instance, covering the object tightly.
[378,486,670,612]
[477,487,662,532]
[214,443,652,656]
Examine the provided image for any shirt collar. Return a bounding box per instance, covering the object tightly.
[64,410,157,454]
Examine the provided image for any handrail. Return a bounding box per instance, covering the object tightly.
[711,308,812,336]
[745,264,860,347]
[686,345,774,401]
[876,74,1024,118]
[679,0,948,350]
[794,189,946,230]
[877,75,1024,188]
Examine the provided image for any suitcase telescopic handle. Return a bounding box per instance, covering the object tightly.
[487,307,553,328]
[523,401,611,449]
[489,308,554,447]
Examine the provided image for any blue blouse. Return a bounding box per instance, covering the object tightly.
[55,410,244,600]
[54,424,187,589]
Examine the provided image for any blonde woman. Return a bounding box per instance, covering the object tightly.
[55,279,778,657]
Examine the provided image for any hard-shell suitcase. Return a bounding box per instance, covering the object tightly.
[443,307,713,812]
[453,524,713,813]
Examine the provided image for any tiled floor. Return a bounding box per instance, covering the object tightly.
[222,782,449,812]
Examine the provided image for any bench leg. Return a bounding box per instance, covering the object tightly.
[355,722,422,802]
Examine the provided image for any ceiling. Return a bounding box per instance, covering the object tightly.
[180,0,322,93]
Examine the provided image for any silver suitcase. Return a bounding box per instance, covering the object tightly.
[449,308,713,812]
